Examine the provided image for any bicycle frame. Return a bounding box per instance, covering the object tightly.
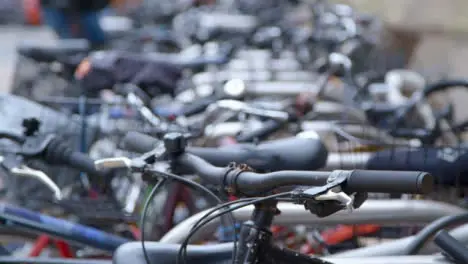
[114,241,451,264]
[160,199,464,244]
[0,203,131,252]
[194,200,450,264]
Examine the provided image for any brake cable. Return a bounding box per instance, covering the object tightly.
[139,168,226,264]
[177,192,292,264]
[140,178,167,264]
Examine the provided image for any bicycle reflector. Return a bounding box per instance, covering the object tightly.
[75,58,91,80]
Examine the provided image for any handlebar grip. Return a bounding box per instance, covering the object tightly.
[67,151,102,176]
[346,170,433,194]
[122,131,160,153]
[43,138,102,177]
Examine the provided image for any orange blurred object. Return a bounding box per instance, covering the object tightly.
[75,58,92,80]
[24,0,42,25]
[111,0,143,14]
[299,224,381,255]
[321,224,381,245]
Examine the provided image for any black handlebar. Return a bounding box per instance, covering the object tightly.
[123,131,433,194]
[43,137,103,177]
[66,151,102,176]
[122,131,160,153]
[175,152,433,195]
[0,131,104,178]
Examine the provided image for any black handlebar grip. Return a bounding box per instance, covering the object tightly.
[346,170,433,194]
[122,131,160,153]
[434,230,468,264]
[43,137,101,177]
[68,151,101,176]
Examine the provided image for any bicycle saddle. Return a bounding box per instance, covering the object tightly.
[113,242,233,264]
[17,39,90,63]
[82,51,182,97]
[188,135,328,172]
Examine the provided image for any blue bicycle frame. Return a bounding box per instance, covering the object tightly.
[0,203,131,252]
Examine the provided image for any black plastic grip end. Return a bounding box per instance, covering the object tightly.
[416,172,434,194]
[346,170,433,194]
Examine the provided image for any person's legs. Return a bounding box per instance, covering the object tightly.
[41,7,72,39]
[78,11,107,47]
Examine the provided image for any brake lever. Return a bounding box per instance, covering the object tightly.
[0,131,26,144]
[10,165,62,201]
[0,152,62,200]
[291,170,367,217]
[95,157,133,170]
[16,134,55,157]
[314,190,354,212]
[94,147,166,172]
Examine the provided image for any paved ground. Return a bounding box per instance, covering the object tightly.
[0,26,56,92]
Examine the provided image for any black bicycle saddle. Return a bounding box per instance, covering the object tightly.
[17,39,90,63]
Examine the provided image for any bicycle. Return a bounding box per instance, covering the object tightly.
[96,132,433,264]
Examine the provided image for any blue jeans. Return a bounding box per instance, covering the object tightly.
[41,8,107,46]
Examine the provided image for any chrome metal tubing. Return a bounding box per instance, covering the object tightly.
[323,152,370,170]
[245,81,319,96]
[192,71,316,85]
[324,255,451,264]
[332,219,468,257]
[160,200,464,244]
[113,242,451,264]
